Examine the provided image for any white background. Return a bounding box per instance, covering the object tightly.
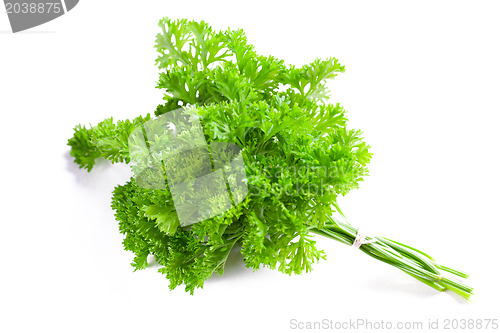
[1,1,499,332]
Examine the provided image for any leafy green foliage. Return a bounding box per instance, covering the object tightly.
[68,18,373,294]
[68,115,152,171]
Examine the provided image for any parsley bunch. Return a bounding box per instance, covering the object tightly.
[68,18,472,299]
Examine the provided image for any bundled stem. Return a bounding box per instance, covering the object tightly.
[310,215,473,300]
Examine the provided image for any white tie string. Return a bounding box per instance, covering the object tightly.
[352,228,377,249]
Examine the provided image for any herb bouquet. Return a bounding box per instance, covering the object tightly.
[68,18,472,299]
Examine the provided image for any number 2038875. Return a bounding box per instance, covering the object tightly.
[5,2,62,14]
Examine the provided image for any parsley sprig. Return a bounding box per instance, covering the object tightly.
[68,18,472,299]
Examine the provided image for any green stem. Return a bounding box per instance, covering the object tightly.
[310,215,473,301]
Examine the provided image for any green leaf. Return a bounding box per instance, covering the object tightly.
[143,204,180,235]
